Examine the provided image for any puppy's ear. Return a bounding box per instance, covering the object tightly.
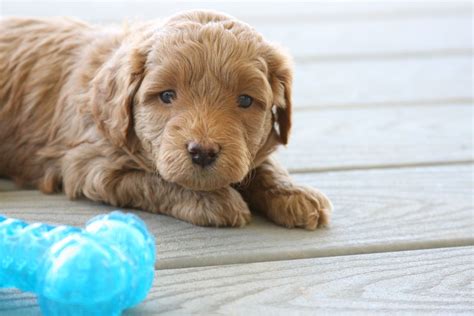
[91,43,147,148]
[266,47,293,145]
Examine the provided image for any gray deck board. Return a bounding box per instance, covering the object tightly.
[132,247,474,315]
[2,247,472,315]
[1,165,472,269]
[257,16,473,60]
[292,57,473,108]
[2,1,471,23]
[280,104,473,171]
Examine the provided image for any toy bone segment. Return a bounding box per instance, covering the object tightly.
[0,212,156,316]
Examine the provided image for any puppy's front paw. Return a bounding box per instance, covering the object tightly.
[190,187,251,228]
[264,186,332,230]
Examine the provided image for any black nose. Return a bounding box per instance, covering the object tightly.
[187,142,219,167]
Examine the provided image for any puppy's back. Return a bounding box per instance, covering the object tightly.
[0,17,92,112]
[0,17,91,181]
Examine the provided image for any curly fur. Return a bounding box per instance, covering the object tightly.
[0,11,332,229]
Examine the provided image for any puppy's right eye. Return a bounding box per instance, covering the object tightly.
[238,95,253,108]
[159,90,176,104]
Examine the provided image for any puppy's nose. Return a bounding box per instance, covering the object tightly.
[187,142,220,167]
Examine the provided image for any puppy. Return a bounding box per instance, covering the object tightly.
[0,11,332,229]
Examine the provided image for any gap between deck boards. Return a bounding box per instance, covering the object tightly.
[293,98,473,111]
[248,8,473,24]
[156,239,474,270]
[287,160,474,174]
[295,49,473,63]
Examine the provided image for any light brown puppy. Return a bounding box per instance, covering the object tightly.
[0,11,332,229]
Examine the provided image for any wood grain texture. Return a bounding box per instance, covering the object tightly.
[0,290,38,316]
[3,247,472,315]
[292,57,473,108]
[278,104,473,171]
[131,247,474,315]
[1,165,472,269]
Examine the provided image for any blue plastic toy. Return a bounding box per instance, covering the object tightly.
[0,211,156,316]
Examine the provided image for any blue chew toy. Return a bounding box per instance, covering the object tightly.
[0,211,156,316]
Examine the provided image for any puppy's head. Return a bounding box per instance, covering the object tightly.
[92,10,292,191]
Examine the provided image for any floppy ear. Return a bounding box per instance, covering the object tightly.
[266,48,293,145]
[91,43,147,148]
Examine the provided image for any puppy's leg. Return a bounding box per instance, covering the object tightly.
[61,148,251,227]
[239,158,332,230]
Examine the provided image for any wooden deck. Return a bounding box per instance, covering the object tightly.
[1,1,473,315]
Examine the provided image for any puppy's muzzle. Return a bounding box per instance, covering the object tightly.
[187,141,220,168]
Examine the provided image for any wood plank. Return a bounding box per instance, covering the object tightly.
[2,1,471,23]
[0,290,38,316]
[135,247,474,315]
[2,247,473,315]
[278,104,473,171]
[258,16,473,60]
[3,5,471,59]
[292,56,473,108]
[0,164,472,269]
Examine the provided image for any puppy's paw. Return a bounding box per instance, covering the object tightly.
[265,186,332,230]
[191,187,251,228]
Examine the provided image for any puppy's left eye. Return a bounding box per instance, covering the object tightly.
[159,90,176,104]
[238,95,253,108]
